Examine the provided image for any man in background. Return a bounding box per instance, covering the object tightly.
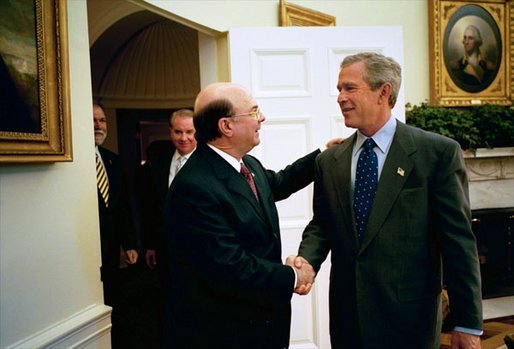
[139,108,196,343]
[141,108,196,270]
[93,103,138,347]
[293,52,483,348]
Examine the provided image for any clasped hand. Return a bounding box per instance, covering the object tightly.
[286,255,315,295]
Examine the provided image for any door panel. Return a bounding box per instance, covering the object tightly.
[229,26,404,349]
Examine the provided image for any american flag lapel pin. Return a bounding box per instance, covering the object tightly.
[397,167,405,177]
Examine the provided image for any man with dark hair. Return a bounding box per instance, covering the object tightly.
[164,82,321,348]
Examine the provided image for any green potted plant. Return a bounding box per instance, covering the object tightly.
[405,103,514,151]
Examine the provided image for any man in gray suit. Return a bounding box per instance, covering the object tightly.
[292,52,483,349]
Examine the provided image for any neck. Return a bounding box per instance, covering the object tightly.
[359,113,391,137]
[208,140,244,161]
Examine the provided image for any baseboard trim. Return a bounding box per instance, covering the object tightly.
[6,304,112,349]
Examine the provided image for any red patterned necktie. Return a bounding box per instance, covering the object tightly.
[240,163,259,202]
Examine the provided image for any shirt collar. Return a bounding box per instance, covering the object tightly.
[353,116,397,157]
[207,144,241,172]
[173,148,196,161]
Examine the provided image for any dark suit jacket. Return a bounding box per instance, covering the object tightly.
[164,143,320,349]
[97,147,137,287]
[299,121,482,349]
[140,141,174,252]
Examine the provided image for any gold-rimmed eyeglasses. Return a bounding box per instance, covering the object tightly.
[229,108,261,120]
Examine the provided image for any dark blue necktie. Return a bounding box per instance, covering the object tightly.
[353,138,378,242]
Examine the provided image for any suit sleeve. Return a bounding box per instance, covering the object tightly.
[298,154,332,272]
[433,140,483,330]
[117,167,138,251]
[138,162,160,250]
[166,179,295,307]
[248,149,320,202]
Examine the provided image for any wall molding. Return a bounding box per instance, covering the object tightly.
[6,304,111,349]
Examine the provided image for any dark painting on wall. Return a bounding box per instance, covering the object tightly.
[0,0,72,163]
[0,0,41,134]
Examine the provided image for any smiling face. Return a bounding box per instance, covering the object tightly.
[93,104,107,146]
[228,88,265,155]
[170,115,196,156]
[336,61,385,136]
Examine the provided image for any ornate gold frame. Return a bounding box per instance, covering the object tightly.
[279,0,336,27]
[0,0,72,163]
[428,0,512,106]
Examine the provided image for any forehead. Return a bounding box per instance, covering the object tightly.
[93,105,106,119]
[171,116,194,129]
[464,28,476,37]
[338,61,366,83]
[226,85,256,110]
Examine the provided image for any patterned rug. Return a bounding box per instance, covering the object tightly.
[441,316,514,349]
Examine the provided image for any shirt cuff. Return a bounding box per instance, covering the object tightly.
[290,266,298,290]
[453,326,483,336]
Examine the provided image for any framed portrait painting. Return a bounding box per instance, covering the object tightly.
[429,0,512,106]
[0,0,72,163]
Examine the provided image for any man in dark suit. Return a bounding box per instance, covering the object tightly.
[164,82,318,349]
[292,52,483,349]
[142,108,196,271]
[139,108,196,343]
[93,103,138,307]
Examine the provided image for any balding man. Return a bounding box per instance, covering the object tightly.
[163,83,322,348]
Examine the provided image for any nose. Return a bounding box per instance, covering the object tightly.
[337,90,347,104]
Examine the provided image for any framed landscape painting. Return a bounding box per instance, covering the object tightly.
[0,0,72,163]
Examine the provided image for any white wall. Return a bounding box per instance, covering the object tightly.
[146,0,429,105]
[0,1,431,347]
[0,1,110,348]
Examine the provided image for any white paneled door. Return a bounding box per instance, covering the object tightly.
[229,26,404,349]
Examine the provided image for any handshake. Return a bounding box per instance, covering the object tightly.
[285,255,316,295]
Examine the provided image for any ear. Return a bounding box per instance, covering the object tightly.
[218,117,233,137]
[378,83,392,104]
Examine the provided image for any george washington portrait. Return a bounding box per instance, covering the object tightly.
[443,4,501,93]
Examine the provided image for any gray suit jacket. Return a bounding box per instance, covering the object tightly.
[299,121,482,349]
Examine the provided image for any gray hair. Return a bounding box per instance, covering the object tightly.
[169,108,194,127]
[340,52,401,108]
[464,25,483,47]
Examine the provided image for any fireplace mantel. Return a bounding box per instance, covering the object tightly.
[463,147,514,210]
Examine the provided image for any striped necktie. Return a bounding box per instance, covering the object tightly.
[96,154,109,206]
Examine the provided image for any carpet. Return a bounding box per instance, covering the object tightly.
[441,316,514,349]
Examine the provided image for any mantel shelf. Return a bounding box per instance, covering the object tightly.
[463,147,514,159]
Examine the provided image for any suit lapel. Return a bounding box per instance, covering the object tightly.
[200,146,266,221]
[359,122,417,253]
[330,134,360,253]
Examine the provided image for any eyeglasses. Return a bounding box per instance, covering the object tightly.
[229,108,261,120]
